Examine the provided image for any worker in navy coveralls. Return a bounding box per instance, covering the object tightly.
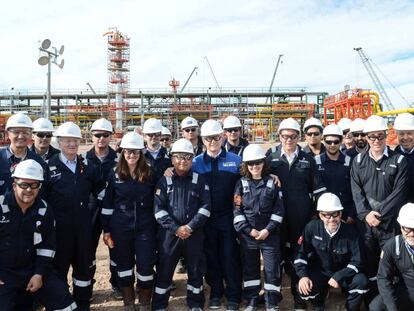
[102,132,156,310]
[153,138,211,311]
[233,144,284,311]
[0,160,75,311]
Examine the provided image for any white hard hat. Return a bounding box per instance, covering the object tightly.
[323,124,343,137]
[12,159,44,181]
[143,118,162,134]
[317,193,343,212]
[278,118,301,133]
[200,119,223,137]
[337,118,352,132]
[55,122,82,139]
[6,113,33,130]
[397,203,414,228]
[303,117,323,132]
[161,126,171,136]
[243,144,266,162]
[350,118,366,133]
[91,118,113,132]
[363,115,388,133]
[181,116,198,129]
[223,115,242,129]
[32,118,54,132]
[394,113,414,131]
[171,138,194,154]
[120,132,144,149]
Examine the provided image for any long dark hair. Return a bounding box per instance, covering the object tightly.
[240,159,270,179]
[116,150,151,183]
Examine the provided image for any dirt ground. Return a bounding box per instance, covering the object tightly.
[89,239,349,311]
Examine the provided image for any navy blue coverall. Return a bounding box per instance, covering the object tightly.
[84,147,118,288]
[351,149,408,302]
[223,137,249,157]
[153,170,211,310]
[369,235,414,311]
[302,144,326,157]
[314,153,356,221]
[144,146,172,183]
[294,220,368,311]
[101,169,157,290]
[192,148,243,304]
[265,145,326,304]
[0,191,75,311]
[233,176,284,308]
[395,145,414,202]
[29,144,60,161]
[44,153,104,309]
[0,146,50,195]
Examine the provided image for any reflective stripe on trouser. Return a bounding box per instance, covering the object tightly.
[152,229,205,310]
[241,245,282,306]
[53,222,93,308]
[204,221,242,303]
[112,228,156,288]
[298,268,368,311]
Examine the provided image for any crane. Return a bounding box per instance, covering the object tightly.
[354,47,395,111]
[180,67,198,93]
[265,54,283,104]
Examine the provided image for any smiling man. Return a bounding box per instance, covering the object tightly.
[351,115,408,305]
[30,117,60,160]
[222,115,249,157]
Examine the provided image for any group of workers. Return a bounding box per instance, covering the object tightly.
[0,110,413,311]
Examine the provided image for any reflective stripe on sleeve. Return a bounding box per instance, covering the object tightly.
[101,208,114,215]
[36,248,56,258]
[347,264,359,273]
[293,259,308,265]
[198,208,210,217]
[155,210,169,219]
[243,279,261,287]
[233,215,246,224]
[270,214,283,223]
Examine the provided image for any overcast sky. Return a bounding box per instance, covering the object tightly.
[1,0,414,109]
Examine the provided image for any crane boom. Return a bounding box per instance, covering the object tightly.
[180,67,198,93]
[265,54,283,104]
[354,47,395,111]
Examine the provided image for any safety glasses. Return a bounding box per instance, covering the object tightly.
[93,133,111,139]
[320,211,341,219]
[204,135,221,142]
[367,134,386,142]
[16,182,41,190]
[246,160,264,167]
[324,139,340,146]
[402,226,414,234]
[124,149,141,156]
[306,132,321,137]
[173,154,193,161]
[36,132,53,138]
[160,137,170,142]
[184,128,197,133]
[226,128,240,133]
[146,133,161,138]
[280,134,298,141]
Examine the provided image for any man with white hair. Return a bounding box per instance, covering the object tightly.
[369,203,414,311]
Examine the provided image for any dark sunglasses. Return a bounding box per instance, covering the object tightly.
[173,154,193,161]
[320,211,341,219]
[93,133,111,139]
[306,132,321,137]
[246,160,264,166]
[16,182,41,190]
[324,139,340,145]
[184,128,197,133]
[36,132,53,138]
[354,132,367,138]
[367,135,386,142]
[226,128,240,133]
[146,133,161,138]
[204,135,221,142]
[280,134,298,141]
[160,137,170,142]
[402,226,414,234]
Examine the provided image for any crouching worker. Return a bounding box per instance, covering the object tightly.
[153,139,211,311]
[369,203,414,311]
[294,193,368,311]
[0,160,76,310]
[233,144,284,311]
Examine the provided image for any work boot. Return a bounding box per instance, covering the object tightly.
[138,287,152,311]
[121,286,137,311]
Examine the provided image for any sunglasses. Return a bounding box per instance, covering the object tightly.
[246,160,263,166]
[204,135,221,142]
[354,132,367,138]
[367,135,386,142]
[226,128,240,133]
[184,128,197,133]
[324,139,340,145]
[173,154,193,161]
[306,132,321,137]
[16,182,41,190]
[320,211,341,219]
[93,133,111,139]
[124,149,141,155]
[402,226,414,234]
[160,137,170,142]
[36,132,53,138]
[146,133,161,138]
[280,134,298,141]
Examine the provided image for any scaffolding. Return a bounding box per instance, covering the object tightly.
[105,27,130,132]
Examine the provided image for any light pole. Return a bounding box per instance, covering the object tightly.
[38,39,64,119]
